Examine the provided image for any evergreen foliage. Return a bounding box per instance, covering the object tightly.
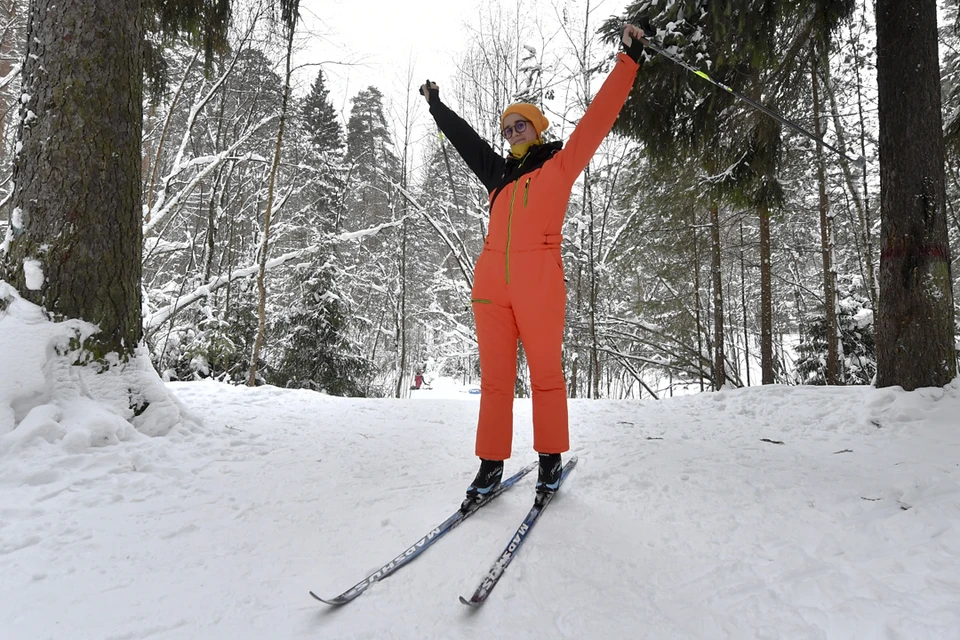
[794,283,876,385]
[269,262,369,395]
[302,70,343,157]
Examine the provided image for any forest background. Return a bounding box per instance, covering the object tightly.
[0,0,957,404]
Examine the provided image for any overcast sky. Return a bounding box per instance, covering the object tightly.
[294,0,625,139]
[297,0,491,117]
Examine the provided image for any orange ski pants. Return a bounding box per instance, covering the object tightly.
[470,235,568,460]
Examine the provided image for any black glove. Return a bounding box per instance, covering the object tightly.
[418,79,440,105]
[623,35,645,63]
[623,18,652,63]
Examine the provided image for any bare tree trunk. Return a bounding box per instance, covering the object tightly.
[693,208,706,391]
[395,221,408,398]
[811,47,839,384]
[0,0,21,166]
[825,61,874,308]
[852,3,878,309]
[248,24,295,386]
[759,202,774,384]
[145,52,198,215]
[575,4,601,400]
[710,202,726,390]
[572,222,586,399]
[587,171,601,399]
[725,274,740,383]
[5,0,142,361]
[394,70,416,398]
[875,0,957,390]
[739,220,751,386]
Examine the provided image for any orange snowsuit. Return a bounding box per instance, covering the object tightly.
[428,53,641,460]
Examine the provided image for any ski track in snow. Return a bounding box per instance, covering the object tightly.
[2,379,960,639]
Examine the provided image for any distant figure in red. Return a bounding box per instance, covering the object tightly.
[414,372,424,390]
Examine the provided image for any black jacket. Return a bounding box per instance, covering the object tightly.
[428,97,563,206]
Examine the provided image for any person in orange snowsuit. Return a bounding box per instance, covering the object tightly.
[420,24,646,502]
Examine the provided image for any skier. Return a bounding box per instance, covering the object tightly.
[420,24,646,503]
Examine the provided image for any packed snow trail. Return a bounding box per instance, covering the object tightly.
[2,378,959,639]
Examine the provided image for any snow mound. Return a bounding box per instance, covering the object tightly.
[0,280,199,457]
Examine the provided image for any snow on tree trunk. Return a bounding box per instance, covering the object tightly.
[4,0,142,362]
[875,0,957,390]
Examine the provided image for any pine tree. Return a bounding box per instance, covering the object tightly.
[263,67,362,393]
[270,262,369,396]
[795,281,876,385]
[346,86,399,220]
[302,69,342,157]
[875,0,957,389]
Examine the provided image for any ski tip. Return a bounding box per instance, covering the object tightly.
[309,591,345,606]
[459,595,481,608]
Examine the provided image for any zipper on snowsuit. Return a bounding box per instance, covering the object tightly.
[505,177,531,284]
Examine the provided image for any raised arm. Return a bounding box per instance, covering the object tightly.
[421,81,505,193]
[555,25,644,182]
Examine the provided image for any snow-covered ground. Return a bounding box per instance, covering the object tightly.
[3,285,960,639]
[2,376,959,639]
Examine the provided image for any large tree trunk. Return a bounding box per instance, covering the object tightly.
[875,0,957,390]
[5,0,143,360]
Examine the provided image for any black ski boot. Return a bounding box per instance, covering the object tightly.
[461,458,503,512]
[535,453,562,497]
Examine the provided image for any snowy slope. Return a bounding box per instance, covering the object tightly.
[2,377,960,639]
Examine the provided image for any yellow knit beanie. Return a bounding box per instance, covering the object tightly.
[501,103,549,136]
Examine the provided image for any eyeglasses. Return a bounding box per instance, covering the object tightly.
[502,119,532,139]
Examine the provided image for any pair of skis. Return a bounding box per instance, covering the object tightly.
[310,456,578,608]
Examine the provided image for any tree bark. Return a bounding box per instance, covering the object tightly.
[5,0,143,360]
[811,47,840,384]
[395,221,407,398]
[759,202,774,384]
[739,220,750,386]
[587,169,601,399]
[710,202,726,390]
[875,0,957,390]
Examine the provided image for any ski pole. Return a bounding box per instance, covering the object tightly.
[638,36,866,169]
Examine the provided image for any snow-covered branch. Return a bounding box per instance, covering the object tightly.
[143,116,277,237]
[145,216,414,333]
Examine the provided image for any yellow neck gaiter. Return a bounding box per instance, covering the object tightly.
[510,138,543,159]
